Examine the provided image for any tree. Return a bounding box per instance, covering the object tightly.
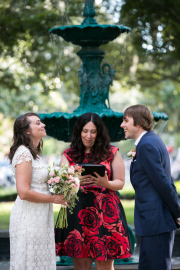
[0,0,87,117]
[117,0,180,131]
[1,0,180,132]
[0,0,119,118]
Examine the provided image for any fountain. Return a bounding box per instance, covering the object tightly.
[39,0,168,143]
[39,0,169,266]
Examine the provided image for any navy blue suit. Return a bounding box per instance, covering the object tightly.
[130,131,180,269]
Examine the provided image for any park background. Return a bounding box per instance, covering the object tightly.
[1,0,180,231]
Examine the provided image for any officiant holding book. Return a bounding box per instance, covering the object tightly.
[55,112,131,270]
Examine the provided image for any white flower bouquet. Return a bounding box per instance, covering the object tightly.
[46,164,83,229]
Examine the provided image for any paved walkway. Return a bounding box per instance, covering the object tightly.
[1,261,180,270]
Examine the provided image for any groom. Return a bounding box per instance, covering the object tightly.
[121,104,180,270]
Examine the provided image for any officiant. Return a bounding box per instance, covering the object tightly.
[55,112,132,270]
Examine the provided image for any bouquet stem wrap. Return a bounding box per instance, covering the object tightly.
[56,205,68,229]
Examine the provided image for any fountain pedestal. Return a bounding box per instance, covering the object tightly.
[75,47,116,112]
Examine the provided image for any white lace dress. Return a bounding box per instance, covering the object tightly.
[9,145,56,270]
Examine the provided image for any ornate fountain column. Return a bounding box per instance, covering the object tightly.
[75,0,116,112]
[76,51,116,111]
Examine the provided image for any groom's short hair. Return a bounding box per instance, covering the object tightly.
[123,104,153,131]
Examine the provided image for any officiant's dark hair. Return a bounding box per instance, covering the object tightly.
[70,112,111,163]
[123,105,153,131]
[8,113,43,163]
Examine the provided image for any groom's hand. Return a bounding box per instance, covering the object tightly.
[177,217,180,225]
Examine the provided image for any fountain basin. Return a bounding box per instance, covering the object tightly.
[49,24,131,47]
[39,111,168,142]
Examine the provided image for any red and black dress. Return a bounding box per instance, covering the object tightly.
[55,145,131,261]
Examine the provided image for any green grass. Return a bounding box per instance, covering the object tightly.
[175,181,180,194]
[121,200,135,226]
[0,200,135,230]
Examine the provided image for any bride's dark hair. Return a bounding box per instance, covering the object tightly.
[8,113,43,163]
[70,113,110,163]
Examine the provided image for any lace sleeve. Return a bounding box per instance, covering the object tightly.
[12,146,33,168]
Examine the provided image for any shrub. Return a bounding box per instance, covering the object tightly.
[118,181,180,200]
[0,188,17,202]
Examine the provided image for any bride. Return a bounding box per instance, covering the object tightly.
[8,112,68,270]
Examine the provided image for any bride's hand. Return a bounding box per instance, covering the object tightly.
[80,175,93,185]
[52,194,69,206]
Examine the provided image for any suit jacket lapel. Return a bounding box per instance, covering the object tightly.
[130,132,152,181]
[130,161,134,181]
[130,131,154,182]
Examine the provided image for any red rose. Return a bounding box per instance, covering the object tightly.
[109,190,120,203]
[103,235,121,259]
[101,194,120,225]
[87,236,107,260]
[78,207,103,236]
[112,232,131,258]
[56,242,65,256]
[103,233,131,259]
[64,230,84,257]
[93,192,103,209]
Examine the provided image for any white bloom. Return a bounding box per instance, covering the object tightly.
[127,150,132,157]
[68,166,75,174]
[74,177,80,192]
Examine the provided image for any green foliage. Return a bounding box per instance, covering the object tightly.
[0,0,120,119]
[118,181,180,200]
[114,139,135,158]
[121,200,135,226]
[0,0,76,117]
[118,0,180,132]
[175,181,180,195]
[42,137,69,156]
[0,188,17,202]
[118,183,135,200]
[1,0,180,135]
[0,202,15,229]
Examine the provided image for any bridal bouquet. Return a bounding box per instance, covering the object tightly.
[46,164,83,229]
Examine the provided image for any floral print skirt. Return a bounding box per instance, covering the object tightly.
[55,186,132,261]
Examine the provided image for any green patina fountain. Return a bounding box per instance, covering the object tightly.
[39,0,168,143]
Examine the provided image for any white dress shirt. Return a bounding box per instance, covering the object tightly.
[134,131,148,147]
